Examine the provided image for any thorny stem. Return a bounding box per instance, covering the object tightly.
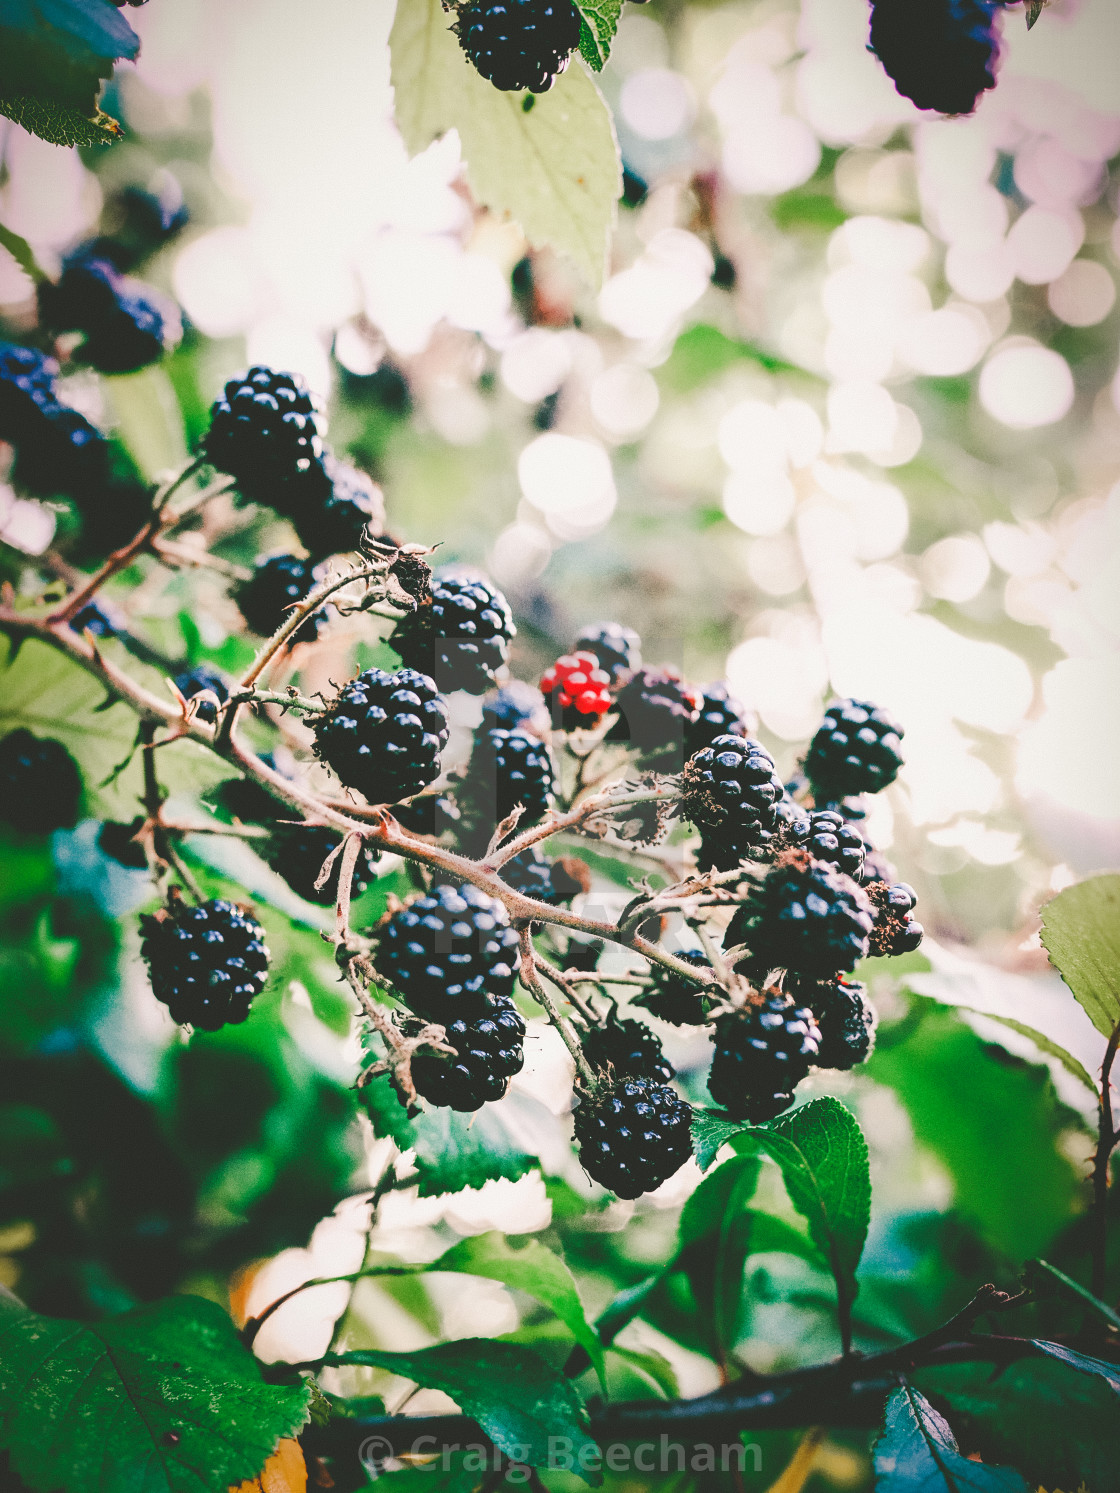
[1091,1019,1120,1299]
[519,929,598,1089]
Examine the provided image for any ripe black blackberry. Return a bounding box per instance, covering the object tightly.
[411,999,526,1112]
[685,682,750,756]
[11,403,108,500]
[869,0,1001,117]
[708,993,822,1122]
[469,727,555,828]
[499,849,555,903]
[389,792,461,839]
[482,680,550,737]
[573,1077,693,1199]
[264,822,379,906]
[457,0,582,94]
[774,792,811,845]
[582,1016,673,1084]
[804,698,904,802]
[637,951,711,1026]
[865,880,925,957]
[574,621,641,685]
[376,882,521,1021]
[726,853,874,978]
[313,667,450,804]
[37,254,121,334]
[392,572,515,695]
[140,898,270,1030]
[174,664,230,724]
[785,809,865,881]
[203,366,328,506]
[789,974,874,1071]
[78,290,174,374]
[608,665,702,764]
[291,456,386,558]
[680,734,785,870]
[234,554,328,640]
[0,729,83,835]
[0,344,58,447]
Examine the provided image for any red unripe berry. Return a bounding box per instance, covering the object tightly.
[540,651,613,730]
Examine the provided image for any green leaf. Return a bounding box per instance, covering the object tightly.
[1030,1340,1120,1394]
[691,1107,744,1171]
[1025,1258,1120,1333]
[0,221,45,283]
[873,1383,1029,1492]
[590,1271,663,1348]
[103,366,190,481]
[324,1339,597,1478]
[658,324,799,396]
[958,1011,1096,1094]
[1026,0,1045,28]
[1039,874,1120,1039]
[0,0,138,147]
[390,0,620,288]
[0,1292,311,1493]
[0,94,121,144]
[432,1232,605,1387]
[574,0,621,70]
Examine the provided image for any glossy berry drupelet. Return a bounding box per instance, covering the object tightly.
[685,682,750,757]
[804,698,904,802]
[203,366,328,505]
[681,734,785,870]
[789,974,875,1071]
[573,1077,693,1199]
[457,0,582,94]
[540,652,613,731]
[471,727,555,827]
[411,1000,526,1112]
[574,621,641,685]
[235,554,327,640]
[582,1016,674,1085]
[392,572,515,695]
[865,880,925,957]
[708,994,822,1122]
[787,809,865,882]
[0,729,83,835]
[264,822,378,906]
[637,950,712,1026]
[608,665,702,763]
[140,898,270,1030]
[727,853,874,978]
[376,882,521,1021]
[313,666,450,804]
[291,456,386,558]
[482,680,551,737]
[869,0,1001,117]
[0,344,58,438]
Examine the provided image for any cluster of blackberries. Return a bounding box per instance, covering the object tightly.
[313,666,451,805]
[0,728,84,835]
[391,570,516,694]
[374,883,526,1111]
[456,0,582,94]
[38,250,180,375]
[140,899,270,1031]
[202,367,386,561]
[0,343,108,499]
[869,0,1003,117]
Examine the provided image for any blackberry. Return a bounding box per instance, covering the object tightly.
[11,403,108,499]
[174,664,230,724]
[469,728,555,828]
[574,621,641,684]
[708,994,822,1122]
[685,682,750,757]
[411,999,526,1111]
[37,255,121,333]
[96,183,189,270]
[217,757,289,825]
[774,793,811,845]
[637,951,711,1026]
[235,554,328,640]
[680,734,785,870]
[540,652,612,731]
[264,822,379,906]
[392,572,515,695]
[726,854,874,978]
[313,667,449,804]
[291,455,386,558]
[869,0,1001,117]
[457,0,582,94]
[582,1016,673,1084]
[804,698,904,802]
[68,475,152,562]
[573,1077,693,1199]
[0,729,83,834]
[140,898,270,1030]
[482,680,551,737]
[376,882,521,1021]
[78,290,174,374]
[790,974,874,1071]
[861,845,897,887]
[97,817,148,869]
[0,344,58,438]
[71,601,116,637]
[608,665,702,764]
[786,809,865,881]
[390,793,461,839]
[500,849,555,902]
[865,881,924,957]
[203,366,329,506]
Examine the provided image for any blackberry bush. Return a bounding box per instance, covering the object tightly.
[727,853,875,977]
[680,734,785,869]
[637,951,712,1026]
[804,698,904,802]
[411,1000,526,1111]
[573,1077,693,1199]
[140,898,270,1030]
[392,572,515,694]
[582,1015,674,1084]
[708,993,822,1122]
[313,666,450,804]
[457,0,582,94]
[0,729,83,834]
[376,883,521,1020]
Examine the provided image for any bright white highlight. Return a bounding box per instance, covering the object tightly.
[979,344,1075,429]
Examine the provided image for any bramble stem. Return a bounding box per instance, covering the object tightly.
[519,929,598,1088]
[1091,1019,1120,1299]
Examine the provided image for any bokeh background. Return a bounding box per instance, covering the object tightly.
[1,0,1119,1470]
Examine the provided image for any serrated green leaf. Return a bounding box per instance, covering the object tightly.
[390,0,620,287]
[0,220,46,283]
[324,1339,597,1478]
[873,1384,1030,1492]
[1031,1340,1120,1395]
[0,1292,311,1493]
[691,1107,744,1171]
[1039,874,1120,1040]
[575,0,621,70]
[0,94,120,144]
[0,0,138,148]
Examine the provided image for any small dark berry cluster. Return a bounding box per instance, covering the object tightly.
[869,0,1003,117]
[391,571,516,694]
[38,250,179,375]
[0,344,109,502]
[140,899,270,1030]
[457,0,583,94]
[313,667,451,805]
[0,728,84,835]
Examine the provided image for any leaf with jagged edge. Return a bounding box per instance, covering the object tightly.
[873,1383,1030,1492]
[1039,874,1120,1040]
[390,0,620,288]
[0,220,46,282]
[0,0,138,147]
[1026,0,1046,28]
[0,94,121,145]
[575,0,622,70]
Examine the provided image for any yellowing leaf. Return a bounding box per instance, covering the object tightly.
[230,1438,307,1493]
[390,0,620,287]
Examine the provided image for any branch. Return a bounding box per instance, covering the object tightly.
[518,928,598,1088]
[1092,1019,1120,1299]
